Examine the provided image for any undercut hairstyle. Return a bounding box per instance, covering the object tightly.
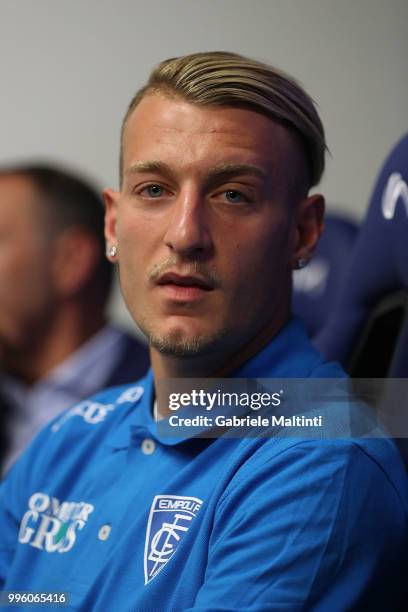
[0,164,113,302]
[120,51,327,192]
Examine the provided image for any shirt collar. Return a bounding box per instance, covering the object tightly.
[106,317,327,450]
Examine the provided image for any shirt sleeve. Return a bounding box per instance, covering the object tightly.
[188,440,408,612]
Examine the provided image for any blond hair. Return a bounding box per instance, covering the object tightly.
[120,51,327,189]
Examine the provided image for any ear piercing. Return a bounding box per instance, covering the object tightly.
[296,258,308,269]
[107,244,118,258]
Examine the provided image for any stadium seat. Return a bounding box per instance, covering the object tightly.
[292,214,359,336]
[315,133,408,377]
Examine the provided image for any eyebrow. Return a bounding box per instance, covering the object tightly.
[125,161,268,184]
[126,160,173,178]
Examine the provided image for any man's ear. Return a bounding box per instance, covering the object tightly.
[292,193,325,268]
[51,228,100,297]
[103,188,119,261]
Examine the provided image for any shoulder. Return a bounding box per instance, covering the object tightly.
[220,436,408,519]
[50,379,146,434]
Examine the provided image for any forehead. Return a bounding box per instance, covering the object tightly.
[122,94,294,179]
[0,173,34,199]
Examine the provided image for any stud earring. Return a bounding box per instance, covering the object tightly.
[107,244,118,258]
[296,258,308,269]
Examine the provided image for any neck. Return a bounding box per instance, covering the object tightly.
[3,305,106,386]
[151,311,289,417]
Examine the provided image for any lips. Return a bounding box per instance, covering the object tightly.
[157,272,213,291]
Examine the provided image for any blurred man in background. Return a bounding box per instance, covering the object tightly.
[0,165,149,475]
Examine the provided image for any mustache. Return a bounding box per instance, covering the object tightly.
[148,257,221,289]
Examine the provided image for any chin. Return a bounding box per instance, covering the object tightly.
[139,318,227,358]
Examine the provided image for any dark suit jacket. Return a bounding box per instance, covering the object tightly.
[106,333,150,388]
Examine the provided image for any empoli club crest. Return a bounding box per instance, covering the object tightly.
[144,495,203,584]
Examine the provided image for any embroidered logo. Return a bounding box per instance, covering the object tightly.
[144,495,203,584]
[18,492,94,553]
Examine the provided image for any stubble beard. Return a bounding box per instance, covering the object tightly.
[133,257,226,357]
[137,315,228,358]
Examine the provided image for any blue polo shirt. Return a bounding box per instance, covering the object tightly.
[0,318,407,611]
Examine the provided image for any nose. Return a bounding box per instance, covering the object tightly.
[163,189,213,257]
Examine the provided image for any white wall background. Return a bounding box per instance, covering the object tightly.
[0,0,407,328]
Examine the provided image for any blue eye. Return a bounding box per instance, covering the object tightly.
[225,190,244,204]
[146,185,164,198]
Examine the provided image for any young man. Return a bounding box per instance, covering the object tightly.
[0,52,407,611]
